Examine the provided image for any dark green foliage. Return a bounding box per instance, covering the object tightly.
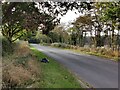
[2,37,14,56]
[71,32,78,46]
[40,13,56,35]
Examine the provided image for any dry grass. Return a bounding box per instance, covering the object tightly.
[51,43,119,61]
[14,41,30,57]
[3,64,32,87]
[28,59,40,77]
[2,41,41,88]
[76,47,119,61]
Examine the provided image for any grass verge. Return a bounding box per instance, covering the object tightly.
[3,40,82,88]
[50,43,119,62]
[30,47,82,88]
[66,48,119,62]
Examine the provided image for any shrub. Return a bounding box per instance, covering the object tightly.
[97,47,106,55]
[2,37,14,56]
[83,47,90,52]
[51,43,61,47]
[41,42,51,46]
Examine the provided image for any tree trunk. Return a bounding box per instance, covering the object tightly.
[111,24,115,50]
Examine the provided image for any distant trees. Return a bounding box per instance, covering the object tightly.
[48,32,59,43]
[48,25,70,44]
[46,1,119,50]
[67,27,78,45]
[99,2,120,50]
[65,2,120,49]
[73,15,92,46]
[36,31,51,43]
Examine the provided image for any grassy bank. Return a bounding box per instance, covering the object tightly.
[31,47,82,88]
[2,41,41,88]
[2,39,82,88]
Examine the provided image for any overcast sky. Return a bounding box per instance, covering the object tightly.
[60,10,83,25]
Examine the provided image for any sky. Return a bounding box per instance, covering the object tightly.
[60,10,82,25]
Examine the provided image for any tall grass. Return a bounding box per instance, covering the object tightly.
[2,41,41,88]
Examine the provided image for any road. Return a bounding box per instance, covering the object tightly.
[31,44,118,88]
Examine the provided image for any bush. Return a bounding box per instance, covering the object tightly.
[83,47,90,52]
[98,47,106,55]
[41,42,51,46]
[51,43,60,47]
[36,32,51,43]
[2,37,14,56]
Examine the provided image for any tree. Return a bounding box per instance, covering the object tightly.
[2,2,40,43]
[2,2,93,43]
[36,31,51,43]
[73,15,92,46]
[67,27,78,45]
[37,2,93,35]
[39,13,56,35]
[48,31,59,43]
[98,2,120,49]
[51,25,66,43]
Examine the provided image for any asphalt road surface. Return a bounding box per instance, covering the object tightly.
[31,44,118,88]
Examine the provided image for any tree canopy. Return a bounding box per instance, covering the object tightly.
[2,2,93,43]
[2,1,119,48]
[2,2,40,43]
